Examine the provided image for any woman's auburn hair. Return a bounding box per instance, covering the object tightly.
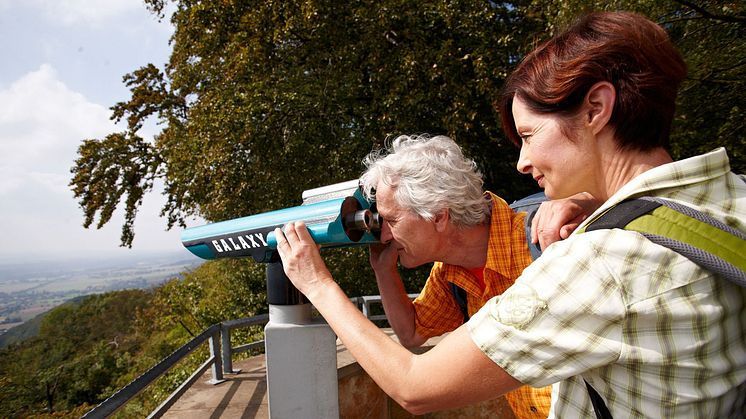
[500,11,687,151]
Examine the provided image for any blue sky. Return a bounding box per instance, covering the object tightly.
[0,1,190,261]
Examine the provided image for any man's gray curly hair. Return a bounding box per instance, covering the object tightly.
[360,134,490,227]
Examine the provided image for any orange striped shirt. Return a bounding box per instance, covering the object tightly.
[412,192,551,419]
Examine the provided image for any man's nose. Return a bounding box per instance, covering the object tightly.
[380,223,393,244]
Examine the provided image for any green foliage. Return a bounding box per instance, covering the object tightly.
[69,0,745,259]
[70,132,162,247]
[71,0,544,247]
[149,259,267,333]
[0,290,152,417]
[0,261,272,417]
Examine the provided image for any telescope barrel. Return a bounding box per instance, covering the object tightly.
[181,181,380,263]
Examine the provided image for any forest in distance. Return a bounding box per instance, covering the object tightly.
[1,0,743,417]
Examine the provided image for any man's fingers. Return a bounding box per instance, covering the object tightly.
[559,214,587,239]
[537,228,562,250]
[531,208,542,244]
[293,221,313,242]
[560,224,579,239]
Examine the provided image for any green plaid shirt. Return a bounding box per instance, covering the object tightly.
[468,148,746,418]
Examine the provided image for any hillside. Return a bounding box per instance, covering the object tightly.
[0,258,272,418]
[0,251,202,344]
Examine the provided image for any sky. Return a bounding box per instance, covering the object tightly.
[0,0,192,262]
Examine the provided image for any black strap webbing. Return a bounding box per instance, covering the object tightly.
[585,380,613,419]
[585,198,661,231]
[449,282,469,322]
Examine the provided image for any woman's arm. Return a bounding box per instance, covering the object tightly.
[275,221,522,414]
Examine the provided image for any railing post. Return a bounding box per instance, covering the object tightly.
[207,330,226,385]
[220,323,241,374]
[360,297,370,318]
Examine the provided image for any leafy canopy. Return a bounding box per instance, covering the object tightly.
[70,0,543,249]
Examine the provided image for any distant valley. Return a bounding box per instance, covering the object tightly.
[0,251,203,337]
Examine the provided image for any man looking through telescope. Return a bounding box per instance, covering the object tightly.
[359,134,600,418]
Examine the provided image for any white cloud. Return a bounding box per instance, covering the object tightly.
[27,0,143,27]
[28,171,71,194]
[0,1,183,258]
[0,64,116,195]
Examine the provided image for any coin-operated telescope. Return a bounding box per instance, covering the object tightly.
[182,179,381,417]
[181,179,381,304]
[181,179,381,263]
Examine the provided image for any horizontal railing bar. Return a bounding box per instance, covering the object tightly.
[222,313,269,330]
[82,323,221,418]
[232,340,265,355]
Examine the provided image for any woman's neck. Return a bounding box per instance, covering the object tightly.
[598,146,673,200]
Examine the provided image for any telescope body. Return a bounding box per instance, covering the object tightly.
[181,180,380,263]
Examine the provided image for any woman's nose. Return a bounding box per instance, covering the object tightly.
[516,144,532,174]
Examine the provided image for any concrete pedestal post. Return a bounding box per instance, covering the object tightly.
[264,260,339,418]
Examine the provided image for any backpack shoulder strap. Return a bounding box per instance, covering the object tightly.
[448,282,470,322]
[509,192,547,261]
[448,192,548,324]
[583,197,746,287]
[581,197,746,418]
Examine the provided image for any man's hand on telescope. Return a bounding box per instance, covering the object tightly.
[530,191,602,250]
[274,221,333,298]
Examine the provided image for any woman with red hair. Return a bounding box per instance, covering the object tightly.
[275,11,746,418]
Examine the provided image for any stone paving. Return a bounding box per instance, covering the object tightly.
[161,330,516,419]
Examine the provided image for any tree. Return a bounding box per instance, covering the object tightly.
[70,1,745,299]
[70,0,542,248]
[0,290,153,417]
[70,0,546,299]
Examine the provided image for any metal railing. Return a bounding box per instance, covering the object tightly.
[81,314,269,419]
[81,294,416,418]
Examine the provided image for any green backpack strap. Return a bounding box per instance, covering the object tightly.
[582,197,746,287]
[581,197,746,419]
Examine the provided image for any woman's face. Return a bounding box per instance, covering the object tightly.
[512,96,596,199]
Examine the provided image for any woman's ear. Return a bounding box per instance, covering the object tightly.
[584,81,615,135]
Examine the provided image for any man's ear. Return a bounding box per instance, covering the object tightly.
[584,81,615,135]
[434,209,449,232]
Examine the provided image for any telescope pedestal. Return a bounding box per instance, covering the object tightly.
[264,262,339,418]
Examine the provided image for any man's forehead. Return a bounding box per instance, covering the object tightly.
[374,183,402,214]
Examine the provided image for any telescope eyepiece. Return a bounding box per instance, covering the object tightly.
[342,209,382,241]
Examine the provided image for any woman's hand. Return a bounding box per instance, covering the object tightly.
[531,191,602,250]
[274,221,333,298]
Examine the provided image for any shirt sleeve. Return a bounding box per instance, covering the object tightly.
[467,231,628,387]
[412,262,467,339]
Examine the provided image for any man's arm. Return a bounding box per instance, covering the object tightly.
[369,243,428,348]
[531,191,603,250]
[276,222,522,414]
